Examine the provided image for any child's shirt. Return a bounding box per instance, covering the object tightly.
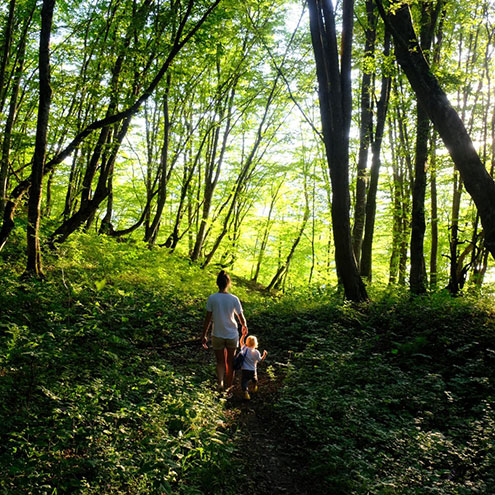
[241,346,262,372]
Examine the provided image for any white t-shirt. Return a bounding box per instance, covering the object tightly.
[241,346,262,372]
[206,292,243,340]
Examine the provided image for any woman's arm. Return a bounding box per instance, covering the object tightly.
[237,311,248,335]
[201,311,212,349]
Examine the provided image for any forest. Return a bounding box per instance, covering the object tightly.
[1,0,495,493]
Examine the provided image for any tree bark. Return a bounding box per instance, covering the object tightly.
[49,116,132,246]
[191,83,237,261]
[409,101,429,294]
[375,0,495,261]
[25,0,55,276]
[253,181,282,283]
[202,74,279,268]
[267,193,310,292]
[308,0,368,301]
[448,171,463,294]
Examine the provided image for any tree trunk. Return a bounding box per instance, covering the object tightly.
[49,116,132,246]
[0,4,32,219]
[409,1,442,294]
[202,74,278,269]
[352,0,376,265]
[0,0,16,115]
[164,129,207,250]
[409,101,429,293]
[308,0,368,301]
[388,119,401,285]
[145,74,173,245]
[359,30,391,281]
[25,0,55,276]
[376,0,495,261]
[253,184,280,283]
[191,83,237,262]
[62,148,79,222]
[429,133,438,289]
[448,171,463,294]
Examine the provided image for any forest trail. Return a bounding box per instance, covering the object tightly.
[225,372,308,495]
[188,342,306,494]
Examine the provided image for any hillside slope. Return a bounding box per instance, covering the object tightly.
[1,235,495,494]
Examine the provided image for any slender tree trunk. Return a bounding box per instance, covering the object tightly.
[0,5,32,219]
[376,0,495,261]
[42,168,54,218]
[99,161,114,234]
[190,92,231,261]
[253,182,281,283]
[202,75,278,268]
[448,171,463,294]
[62,149,79,221]
[409,1,442,293]
[49,116,132,245]
[308,0,367,301]
[409,101,429,293]
[145,74,172,245]
[0,0,16,115]
[352,0,376,265]
[429,133,438,289]
[360,30,391,281]
[388,119,401,285]
[25,0,55,277]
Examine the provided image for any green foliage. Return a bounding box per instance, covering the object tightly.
[0,234,236,494]
[274,292,495,494]
[2,235,495,494]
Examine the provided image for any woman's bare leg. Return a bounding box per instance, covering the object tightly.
[224,347,236,388]
[214,349,226,389]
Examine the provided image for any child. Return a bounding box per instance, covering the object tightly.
[239,333,267,400]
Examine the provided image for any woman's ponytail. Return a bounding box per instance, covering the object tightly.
[216,270,231,291]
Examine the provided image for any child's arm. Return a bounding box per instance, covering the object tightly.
[239,333,246,348]
[201,311,212,349]
[261,350,268,361]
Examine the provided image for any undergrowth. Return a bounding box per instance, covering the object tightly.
[0,234,239,495]
[1,234,495,494]
[276,294,495,494]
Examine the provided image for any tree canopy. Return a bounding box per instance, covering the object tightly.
[1,0,495,296]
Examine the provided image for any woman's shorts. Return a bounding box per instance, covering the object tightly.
[211,336,238,350]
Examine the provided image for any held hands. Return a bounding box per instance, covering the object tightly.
[241,325,248,335]
[201,335,208,349]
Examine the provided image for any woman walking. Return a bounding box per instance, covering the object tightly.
[201,270,247,391]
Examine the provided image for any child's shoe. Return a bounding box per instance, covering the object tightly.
[243,390,251,400]
[253,384,258,393]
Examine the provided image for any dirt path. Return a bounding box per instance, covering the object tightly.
[179,344,308,493]
[225,372,308,495]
